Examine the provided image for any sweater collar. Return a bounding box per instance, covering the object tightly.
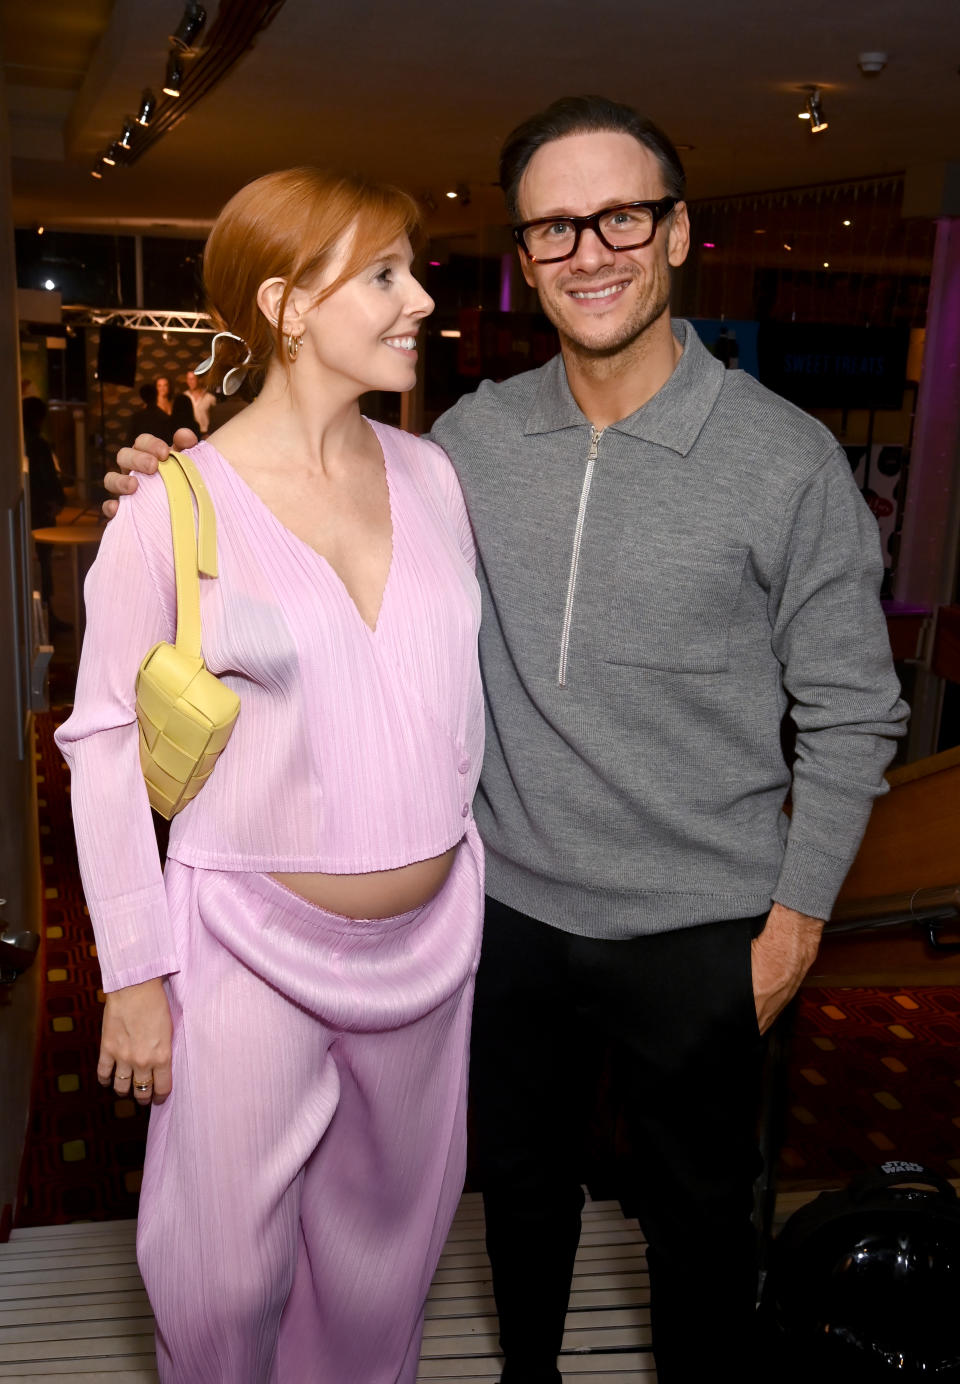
[522,319,725,457]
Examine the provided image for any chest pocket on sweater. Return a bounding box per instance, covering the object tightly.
[604,541,748,673]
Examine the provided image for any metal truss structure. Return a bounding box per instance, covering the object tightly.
[63,307,214,334]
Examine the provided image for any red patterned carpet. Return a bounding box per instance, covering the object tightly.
[16,707,960,1226]
[19,706,150,1226]
[779,984,960,1184]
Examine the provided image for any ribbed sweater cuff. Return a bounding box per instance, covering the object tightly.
[772,837,853,922]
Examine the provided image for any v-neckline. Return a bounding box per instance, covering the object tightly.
[201,418,396,636]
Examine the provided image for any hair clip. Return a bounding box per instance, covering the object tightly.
[195,331,253,396]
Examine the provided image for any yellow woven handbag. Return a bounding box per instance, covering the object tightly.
[135,450,240,819]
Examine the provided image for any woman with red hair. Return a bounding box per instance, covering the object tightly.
[56,168,484,1383]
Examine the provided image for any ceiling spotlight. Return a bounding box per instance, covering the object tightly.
[43,279,56,291]
[36,225,44,236]
[783,243,792,251]
[91,163,103,179]
[163,51,185,97]
[101,146,118,167]
[843,218,852,226]
[170,3,207,53]
[136,89,156,126]
[823,261,830,268]
[119,119,136,151]
[800,87,828,133]
[445,190,458,199]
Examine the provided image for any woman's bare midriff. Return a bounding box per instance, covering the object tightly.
[270,843,460,919]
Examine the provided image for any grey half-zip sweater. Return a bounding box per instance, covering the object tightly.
[429,320,908,938]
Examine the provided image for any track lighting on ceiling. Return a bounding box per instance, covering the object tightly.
[119,119,136,151]
[798,86,828,133]
[170,3,207,53]
[163,51,185,97]
[101,145,119,167]
[136,89,156,126]
[90,162,103,179]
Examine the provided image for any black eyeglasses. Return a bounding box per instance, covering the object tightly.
[513,197,680,264]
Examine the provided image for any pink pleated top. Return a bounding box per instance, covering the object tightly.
[55,422,484,991]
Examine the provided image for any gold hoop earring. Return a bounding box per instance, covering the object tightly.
[286,333,303,362]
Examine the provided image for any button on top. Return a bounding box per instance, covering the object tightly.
[461,803,469,818]
[458,758,470,775]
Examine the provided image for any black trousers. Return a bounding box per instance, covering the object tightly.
[470,896,768,1384]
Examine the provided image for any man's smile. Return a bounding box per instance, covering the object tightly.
[567,280,630,302]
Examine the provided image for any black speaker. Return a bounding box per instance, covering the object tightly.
[96,326,139,386]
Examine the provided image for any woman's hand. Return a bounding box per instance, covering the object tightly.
[97,977,174,1105]
[102,428,199,518]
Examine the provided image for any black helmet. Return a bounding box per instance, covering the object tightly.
[767,1162,960,1382]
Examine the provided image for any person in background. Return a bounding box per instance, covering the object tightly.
[156,373,198,437]
[183,367,217,436]
[154,375,174,419]
[126,383,174,448]
[61,165,484,1384]
[23,395,67,628]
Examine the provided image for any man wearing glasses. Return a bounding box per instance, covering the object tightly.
[431,96,905,1383]
[108,96,905,1382]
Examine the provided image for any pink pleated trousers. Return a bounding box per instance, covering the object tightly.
[136,826,484,1384]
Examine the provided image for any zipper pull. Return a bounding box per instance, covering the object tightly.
[587,426,603,462]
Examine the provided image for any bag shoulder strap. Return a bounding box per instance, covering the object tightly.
[157,451,218,659]
[171,448,218,577]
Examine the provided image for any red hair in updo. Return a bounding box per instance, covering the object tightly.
[202,167,421,394]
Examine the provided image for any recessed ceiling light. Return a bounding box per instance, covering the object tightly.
[445,190,458,199]
[783,243,792,251]
[857,51,888,75]
[43,279,55,291]
[823,261,830,268]
[843,219,852,226]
